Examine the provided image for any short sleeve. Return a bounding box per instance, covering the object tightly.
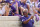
[20,17,26,22]
[32,19,34,24]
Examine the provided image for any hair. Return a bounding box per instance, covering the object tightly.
[23,9,28,13]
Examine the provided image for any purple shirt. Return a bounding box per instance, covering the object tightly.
[10,1,18,12]
[11,1,17,9]
[20,15,34,27]
[5,0,11,3]
[18,1,28,9]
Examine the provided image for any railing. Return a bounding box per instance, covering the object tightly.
[0,16,40,27]
[0,16,22,27]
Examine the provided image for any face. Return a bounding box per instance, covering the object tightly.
[23,12,28,16]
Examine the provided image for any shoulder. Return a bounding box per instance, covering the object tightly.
[20,16,24,19]
[28,15,31,17]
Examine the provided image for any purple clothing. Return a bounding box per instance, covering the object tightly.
[10,6,16,12]
[20,15,34,27]
[5,0,11,3]
[11,2,17,9]
[18,1,28,9]
[9,2,17,15]
[10,1,18,12]
[11,1,18,9]
[38,11,40,13]
[18,1,28,15]
[38,3,40,8]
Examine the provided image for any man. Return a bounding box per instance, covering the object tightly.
[18,0,30,15]
[8,0,18,16]
[20,9,34,27]
[8,0,19,16]
[10,9,20,16]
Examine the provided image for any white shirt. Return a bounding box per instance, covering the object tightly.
[0,5,5,15]
[29,2,34,15]
[34,2,38,12]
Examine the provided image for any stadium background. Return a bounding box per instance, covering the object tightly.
[0,0,40,27]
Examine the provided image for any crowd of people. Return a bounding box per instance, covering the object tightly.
[0,0,40,16]
[0,0,40,27]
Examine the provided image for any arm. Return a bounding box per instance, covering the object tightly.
[23,16,34,24]
[18,2,25,15]
[5,5,10,16]
[33,7,39,14]
[35,8,39,11]
[15,2,19,14]
[27,4,30,13]
[19,7,25,15]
